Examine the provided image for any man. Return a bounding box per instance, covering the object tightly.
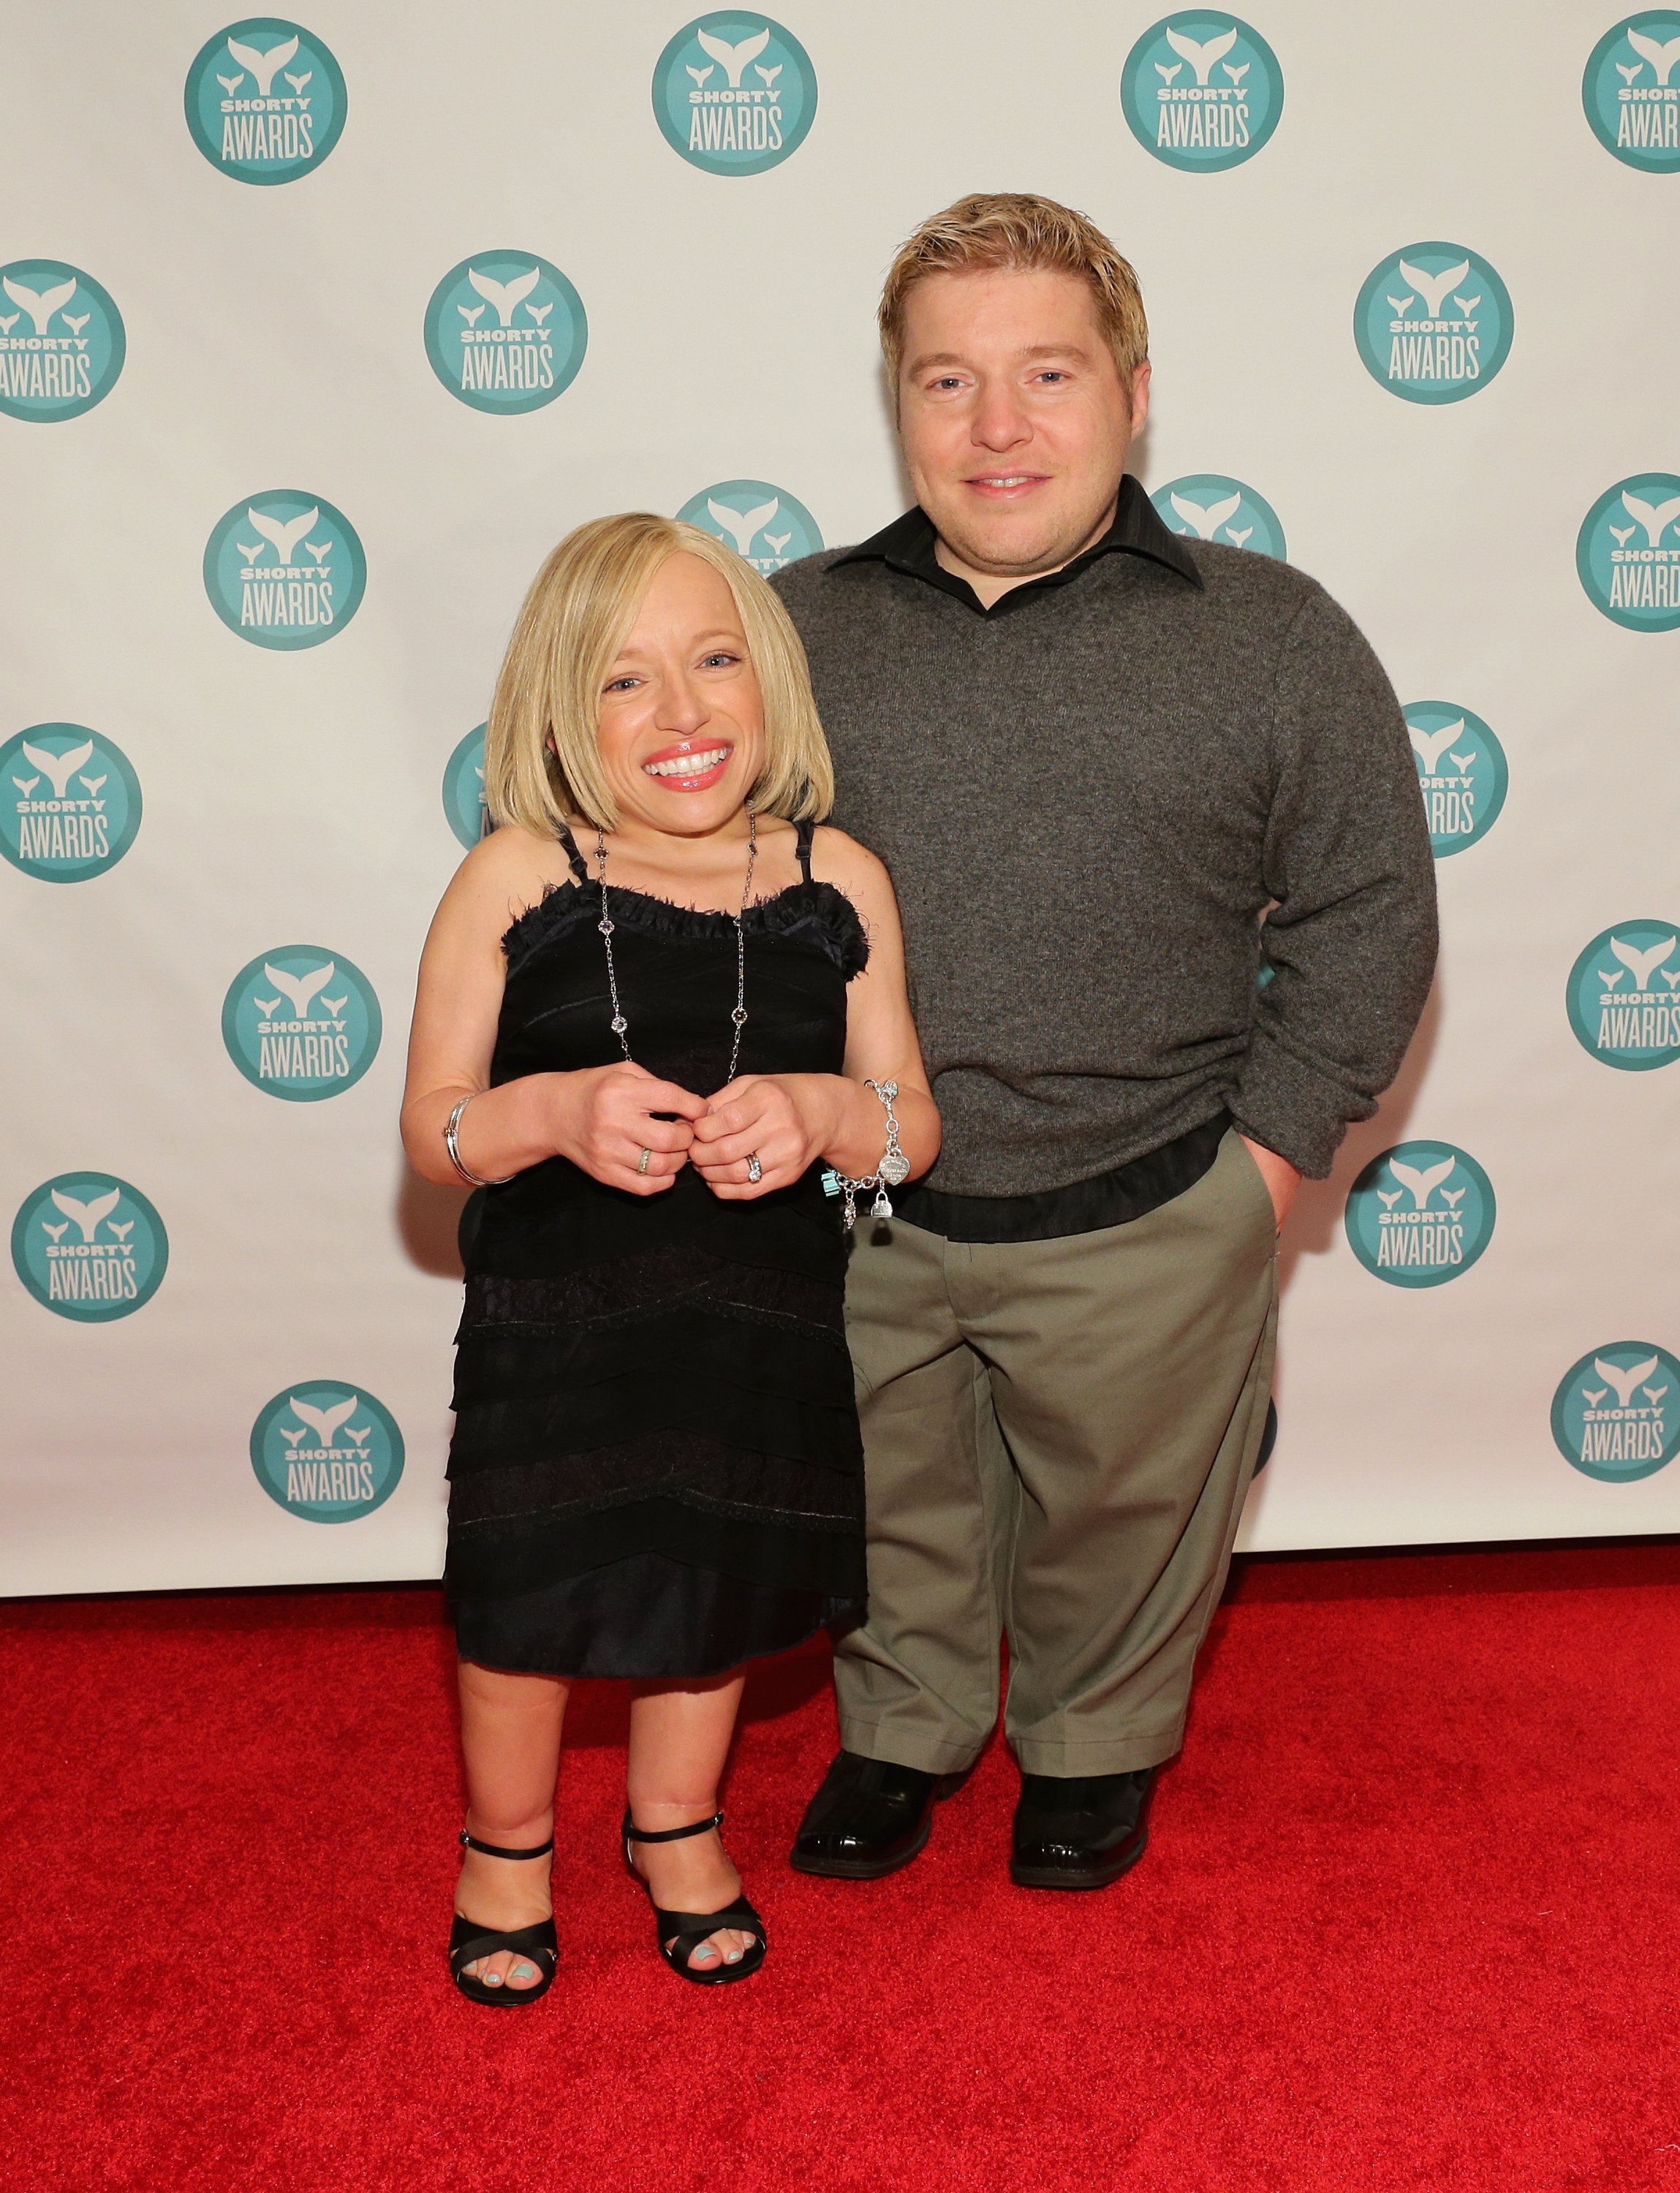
[771,194,1435,1889]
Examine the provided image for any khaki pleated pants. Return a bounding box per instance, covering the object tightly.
[836,1129,1279,1778]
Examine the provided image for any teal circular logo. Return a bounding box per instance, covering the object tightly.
[1,724,142,882]
[184,19,347,183]
[1565,920,1680,1069]
[1577,474,1680,630]
[676,480,822,573]
[652,15,817,175]
[0,260,124,423]
[250,1382,404,1521]
[203,489,365,648]
[1344,1140,1496,1288]
[1150,475,1285,558]
[1552,1342,1680,1481]
[12,1172,168,1322]
[1354,243,1513,404]
[443,724,488,849]
[1404,702,1507,859]
[222,944,382,1099]
[423,252,587,414]
[1120,14,1284,170]
[1583,15,1680,170]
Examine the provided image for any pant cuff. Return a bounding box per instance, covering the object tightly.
[837,1716,985,1776]
[1010,1727,1184,1777]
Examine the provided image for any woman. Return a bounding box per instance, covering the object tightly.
[401,514,937,2002]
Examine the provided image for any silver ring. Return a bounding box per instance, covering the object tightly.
[637,1147,651,1175]
[746,1151,762,1183]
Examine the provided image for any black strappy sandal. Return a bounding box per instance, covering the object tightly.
[448,1828,559,2007]
[621,1809,768,1986]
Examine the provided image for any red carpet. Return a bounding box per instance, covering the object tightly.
[5,1542,1680,2192]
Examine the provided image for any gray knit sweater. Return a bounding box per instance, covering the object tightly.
[773,503,1437,1192]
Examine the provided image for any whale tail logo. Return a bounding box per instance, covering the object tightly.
[1163,24,1238,83]
[287,1395,359,1449]
[695,25,771,87]
[1627,27,1680,86]
[466,265,542,327]
[50,1186,121,1243]
[1,274,77,337]
[262,961,336,1018]
[20,738,95,801]
[1396,259,1472,322]
[1608,933,1676,991]
[225,32,300,98]
[1407,719,1464,777]
[706,496,779,557]
[1168,488,1242,542]
[1387,1156,1456,1211]
[247,507,319,567]
[1594,1355,1660,1409]
[1620,489,1680,548]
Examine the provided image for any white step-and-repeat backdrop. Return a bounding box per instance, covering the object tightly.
[5,2,1679,1594]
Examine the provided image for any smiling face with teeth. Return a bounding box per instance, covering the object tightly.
[588,551,766,838]
[896,266,1149,607]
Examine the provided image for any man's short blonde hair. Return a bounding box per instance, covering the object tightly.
[879,192,1149,387]
[483,513,833,837]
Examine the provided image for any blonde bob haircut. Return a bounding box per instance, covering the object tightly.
[483,512,833,836]
[879,192,1149,390]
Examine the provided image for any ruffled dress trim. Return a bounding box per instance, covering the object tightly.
[503,874,869,983]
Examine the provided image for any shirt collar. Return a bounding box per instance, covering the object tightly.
[827,473,1203,616]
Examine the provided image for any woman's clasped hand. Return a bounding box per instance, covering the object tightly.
[687,1074,829,1197]
[531,1059,852,1200]
[534,1060,706,1195]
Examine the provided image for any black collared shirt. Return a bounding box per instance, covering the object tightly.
[828,473,1202,621]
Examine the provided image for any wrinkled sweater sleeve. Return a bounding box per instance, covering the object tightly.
[1230,586,1438,1178]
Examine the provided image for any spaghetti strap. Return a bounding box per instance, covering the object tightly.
[556,821,591,886]
[795,817,814,883]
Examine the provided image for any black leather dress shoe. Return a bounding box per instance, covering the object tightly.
[790,1751,965,1879]
[1010,1768,1157,1890]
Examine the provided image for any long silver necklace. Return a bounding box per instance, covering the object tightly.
[594,808,757,1080]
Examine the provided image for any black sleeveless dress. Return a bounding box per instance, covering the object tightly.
[446,818,869,1679]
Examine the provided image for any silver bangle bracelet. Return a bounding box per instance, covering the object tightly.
[444,1094,513,1189]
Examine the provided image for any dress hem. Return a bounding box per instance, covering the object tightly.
[455,1602,866,1683]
